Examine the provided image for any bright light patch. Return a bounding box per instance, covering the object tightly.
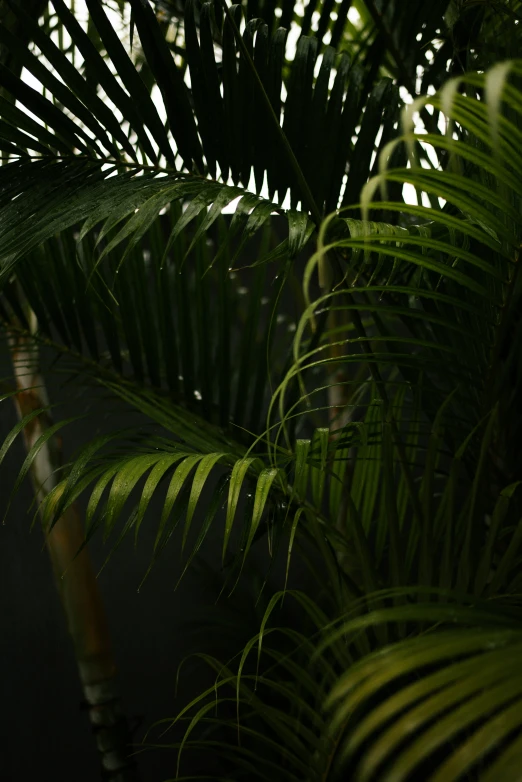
[222,194,242,214]
[399,86,413,106]
[286,21,301,59]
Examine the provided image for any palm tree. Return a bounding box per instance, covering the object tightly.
[1,0,522,779]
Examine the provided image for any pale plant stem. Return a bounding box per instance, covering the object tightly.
[8,311,139,781]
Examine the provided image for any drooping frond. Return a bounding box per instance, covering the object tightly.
[3,58,522,596]
[274,60,522,477]
[160,585,522,781]
[323,595,522,782]
[0,0,404,276]
[144,588,355,781]
[3,5,522,778]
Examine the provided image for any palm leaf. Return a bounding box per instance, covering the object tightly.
[0,0,403,272]
[276,61,522,482]
[324,595,522,782]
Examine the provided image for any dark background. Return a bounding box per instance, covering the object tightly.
[0,372,232,782]
[0,350,305,781]
[0,218,306,781]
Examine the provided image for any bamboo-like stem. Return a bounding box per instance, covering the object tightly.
[8,314,139,781]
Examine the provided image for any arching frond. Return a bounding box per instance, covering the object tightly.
[324,596,522,782]
[3,3,522,780]
[0,0,402,275]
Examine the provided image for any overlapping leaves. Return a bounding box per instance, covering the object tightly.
[0,0,404,275]
[2,3,522,780]
[323,595,522,782]
[170,61,522,782]
[274,62,522,472]
[114,58,522,781]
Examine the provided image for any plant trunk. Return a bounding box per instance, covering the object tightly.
[0,4,139,775]
[9,321,139,781]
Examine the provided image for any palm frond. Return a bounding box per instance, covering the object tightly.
[160,587,522,781]
[3,5,522,779]
[275,61,522,477]
[324,595,522,782]
[145,586,354,781]
[0,0,401,268]
[2,205,301,437]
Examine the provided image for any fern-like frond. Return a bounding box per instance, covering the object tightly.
[324,595,522,782]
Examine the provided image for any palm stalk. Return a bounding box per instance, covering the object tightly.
[8,308,139,781]
[0,3,138,772]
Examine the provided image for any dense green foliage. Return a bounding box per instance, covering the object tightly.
[1,1,522,779]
